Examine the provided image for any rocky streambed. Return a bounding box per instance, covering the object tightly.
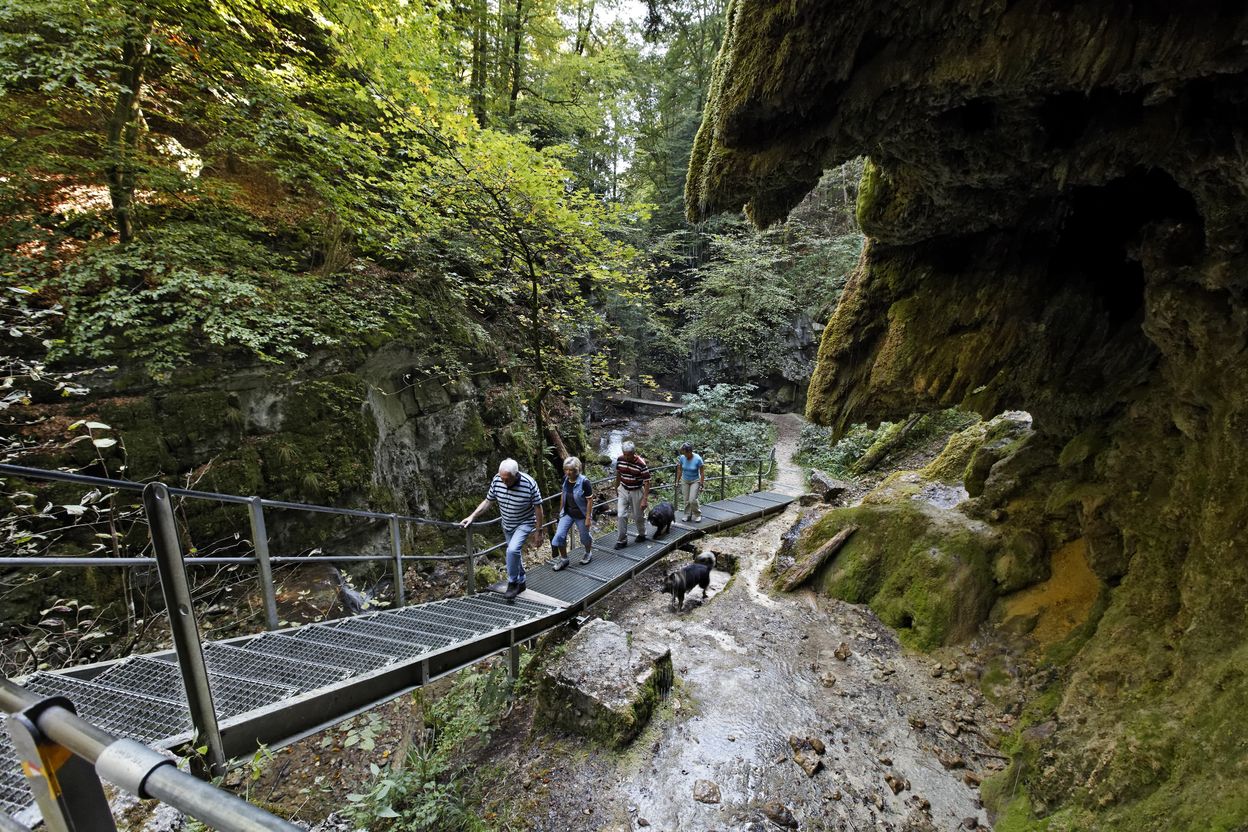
[491,504,1008,832]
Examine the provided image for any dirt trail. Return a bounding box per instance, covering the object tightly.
[506,504,1001,832]
[761,412,808,496]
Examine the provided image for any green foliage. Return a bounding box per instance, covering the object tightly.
[795,421,881,478]
[347,662,514,831]
[678,172,865,383]
[676,383,771,459]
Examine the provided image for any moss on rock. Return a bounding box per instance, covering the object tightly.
[802,502,997,650]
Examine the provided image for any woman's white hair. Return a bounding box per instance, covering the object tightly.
[621,440,636,453]
[563,456,582,474]
[498,458,520,476]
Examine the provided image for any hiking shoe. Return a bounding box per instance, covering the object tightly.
[614,540,628,549]
[552,556,570,571]
[693,515,702,523]
[635,534,647,543]
[579,552,593,565]
[503,581,522,600]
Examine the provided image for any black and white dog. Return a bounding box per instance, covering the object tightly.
[661,551,715,611]
[647,500,676,538]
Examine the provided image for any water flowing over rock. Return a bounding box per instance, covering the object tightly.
[688,3,1248,828]
[533,619,673,748]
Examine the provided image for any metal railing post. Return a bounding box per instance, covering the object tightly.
[508,644,521,682]
[719,460,726,500]
[142,483,226,779]
[464,526,476,596]
[388,515,406,608]
[757,456,763,492]
[7,697,115,832]
[247,497,279,631]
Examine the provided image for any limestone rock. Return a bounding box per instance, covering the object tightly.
[808,470,851,502]
[761,801,798,828]
[692,779,721,804]
[533,619,672,748]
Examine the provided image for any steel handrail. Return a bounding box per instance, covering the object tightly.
[0,679,297,832]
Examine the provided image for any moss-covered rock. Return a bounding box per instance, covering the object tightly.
[800,502,997,650]
[533,619,673,748]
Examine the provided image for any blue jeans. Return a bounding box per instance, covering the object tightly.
[551,514,592,553]
[504,522,534,584]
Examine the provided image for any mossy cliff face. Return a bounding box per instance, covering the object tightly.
[689,3,1248,829]
[19,343,543,557]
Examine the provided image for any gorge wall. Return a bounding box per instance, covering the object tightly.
[688,2,1248,829]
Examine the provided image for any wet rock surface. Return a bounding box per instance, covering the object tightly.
[502,505,998,831]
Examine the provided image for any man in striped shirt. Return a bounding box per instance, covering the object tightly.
[460,459,544,600]
[614,441,651,549]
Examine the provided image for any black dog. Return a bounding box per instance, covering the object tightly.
[647,501,676,538]
[661,552,714,611]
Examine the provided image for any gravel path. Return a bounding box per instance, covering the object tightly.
[761,412,809,496]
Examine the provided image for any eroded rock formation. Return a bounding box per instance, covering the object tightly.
[688,3,1248,829]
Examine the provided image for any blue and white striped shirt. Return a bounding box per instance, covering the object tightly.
[486,472,542,530]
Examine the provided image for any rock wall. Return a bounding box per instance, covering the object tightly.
[15,342,550,558]
[687,3,1248,829]
[685,313,823,410]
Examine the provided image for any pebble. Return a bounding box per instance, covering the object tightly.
[638,819,650,827]
[834,642,852,661]
[761,801,798,828]
[884,773,909,795]
[938,752,966,769]
[962,817,979,829]
[692,779,721,804]
[941,719,960,737]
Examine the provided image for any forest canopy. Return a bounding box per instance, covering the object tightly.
[1,0,863,433]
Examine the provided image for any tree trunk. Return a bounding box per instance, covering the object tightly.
[469,0,489,125]
[575,0,596,55]
[851,413,922,475]
[776,525,858,592]
[507,0,524,117]
[106,15,154,245]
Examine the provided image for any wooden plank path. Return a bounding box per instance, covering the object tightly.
[2,491,794,821]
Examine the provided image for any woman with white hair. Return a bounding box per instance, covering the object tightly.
[550,456,595,571]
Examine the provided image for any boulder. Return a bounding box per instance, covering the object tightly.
[808,470,852,502]
[533,619,672,748]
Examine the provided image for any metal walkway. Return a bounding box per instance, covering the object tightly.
[2,490,794,821]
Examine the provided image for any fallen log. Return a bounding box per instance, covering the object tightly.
[777,525,859,592]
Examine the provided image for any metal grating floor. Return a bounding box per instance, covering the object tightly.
[376,607,482,641]
[242,632,394,674]
[325,618,441,652]
[95,656,299,719]
[19,674,191,745]
[202,643,350,692]
[293,625,426,660]
[0,719,28,817]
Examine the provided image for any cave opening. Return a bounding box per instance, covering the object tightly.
[1049,168,1205,324]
